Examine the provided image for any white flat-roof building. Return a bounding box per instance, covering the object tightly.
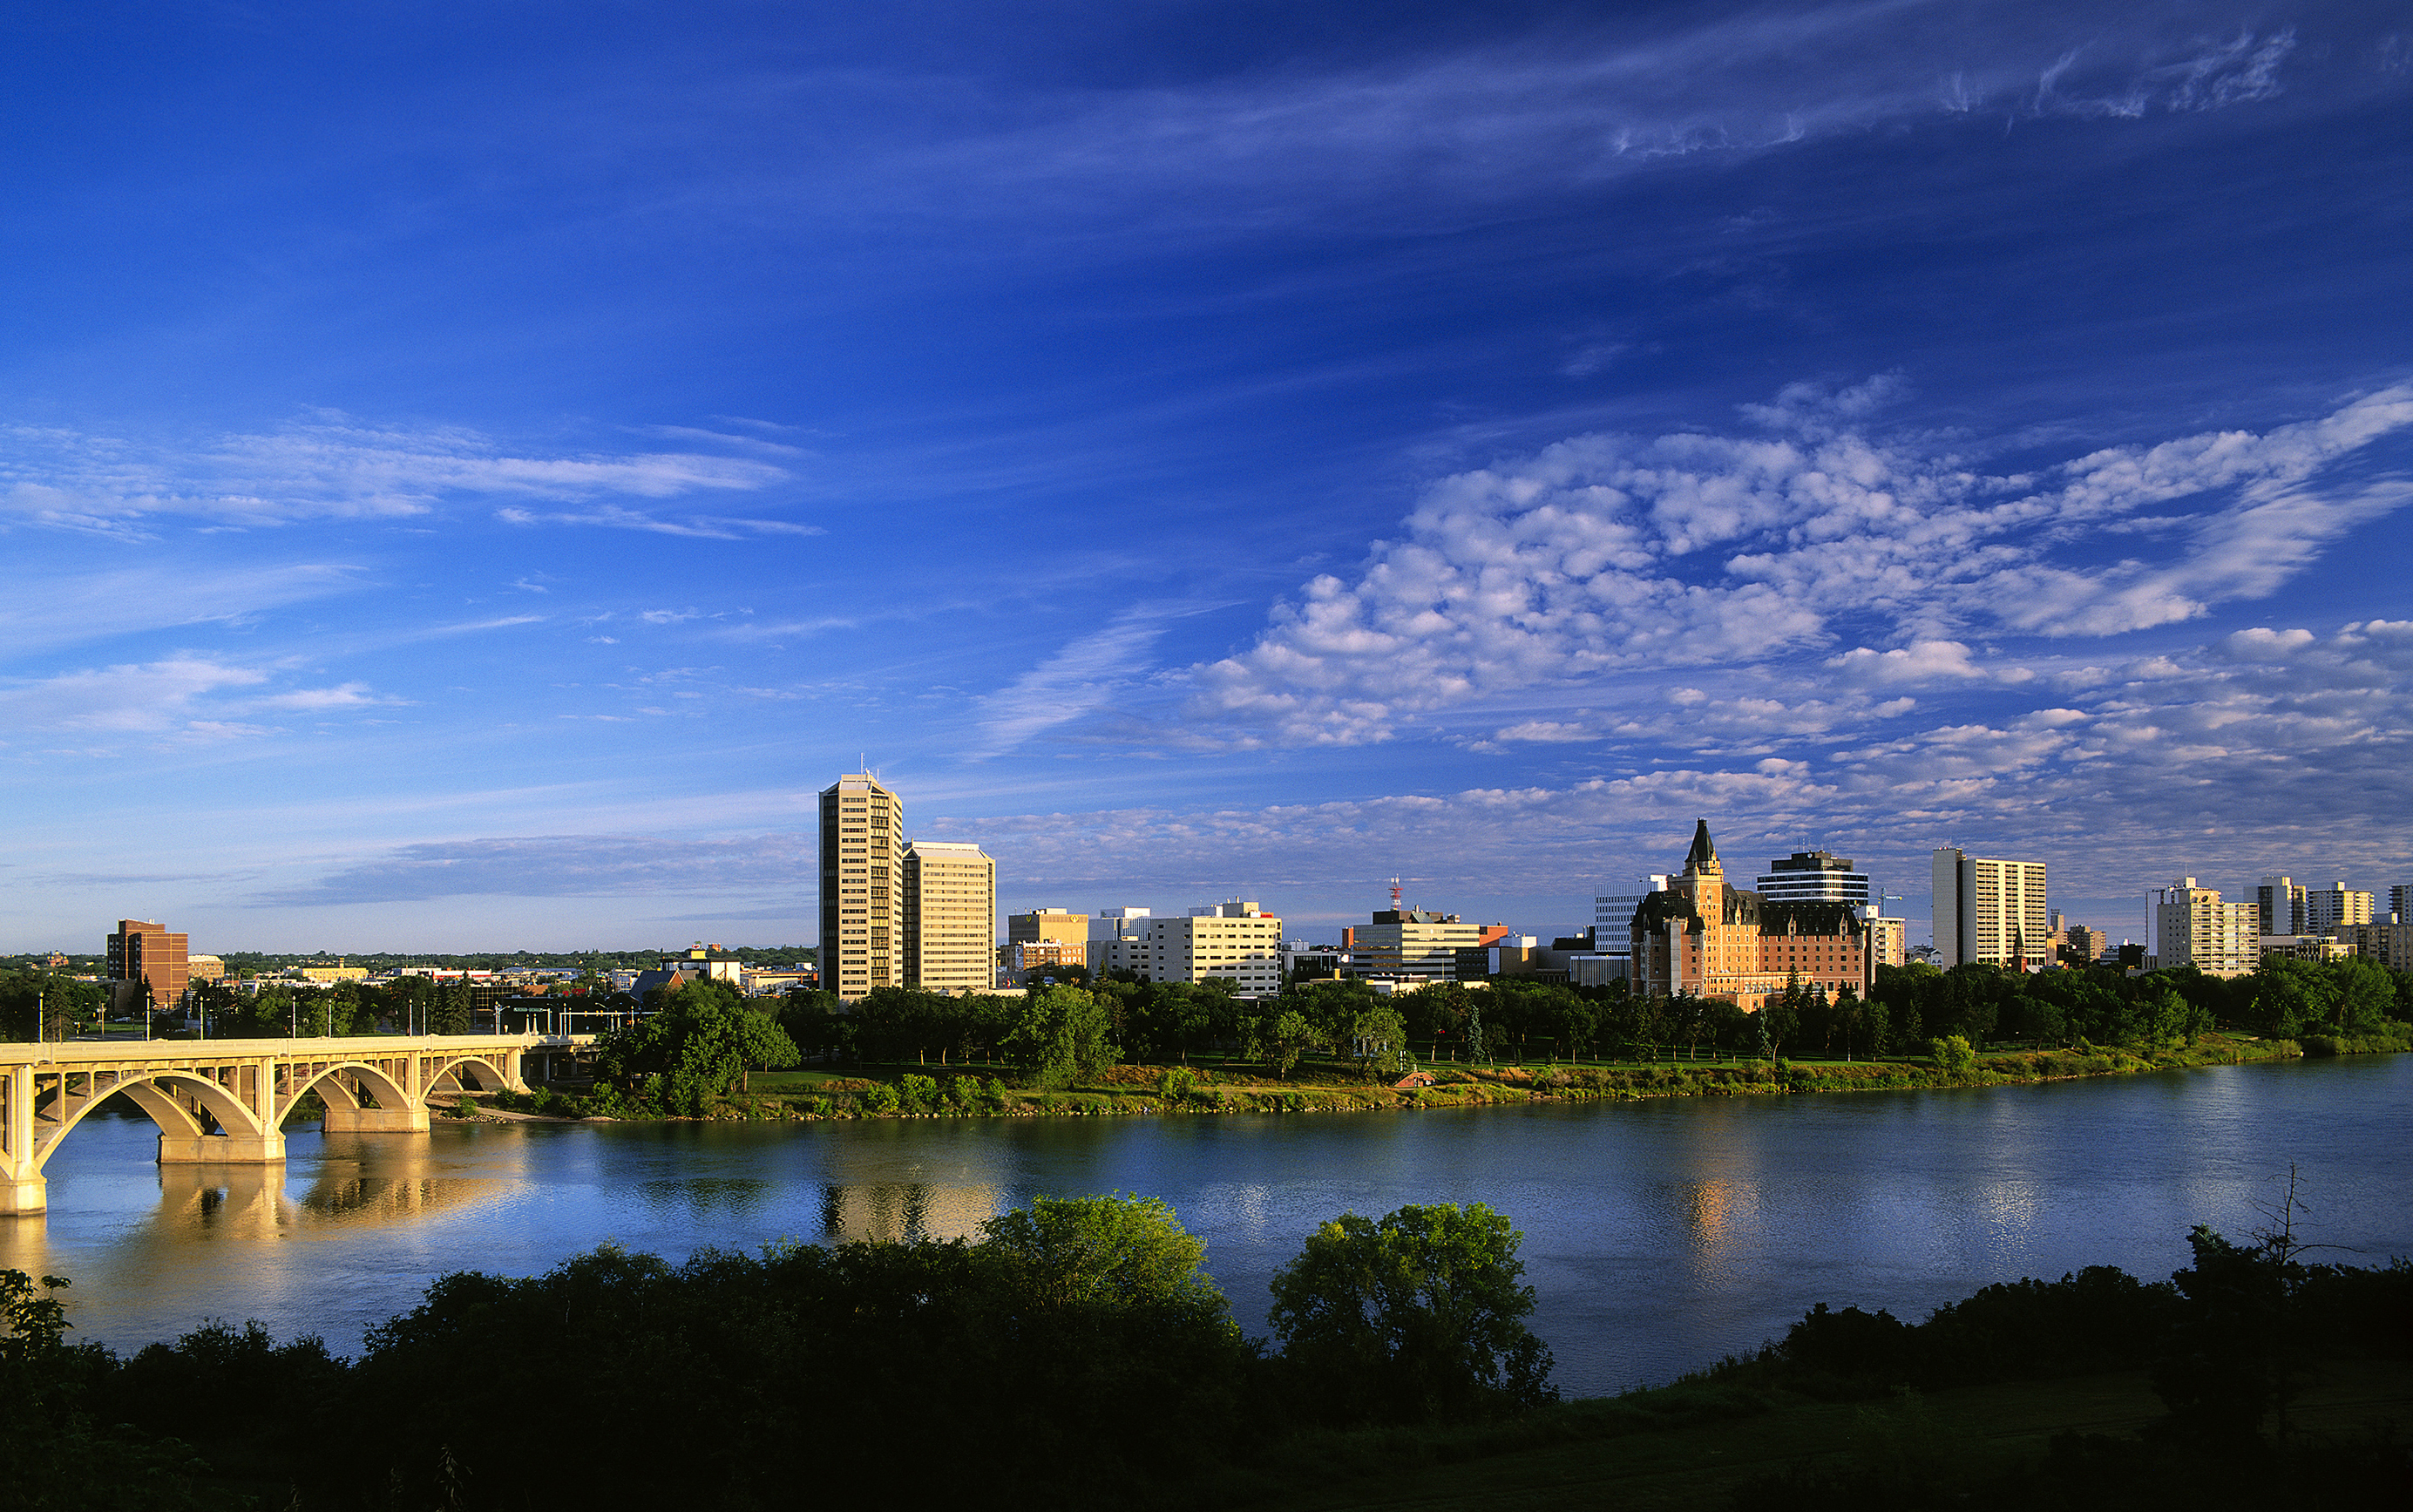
[2155,878,2260,978]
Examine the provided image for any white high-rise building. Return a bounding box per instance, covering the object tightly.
[902,840,995,993]
[2303,882,2375,932]
[1931,848,2050,970]
[2155,878,2260,978]
[821,773,905,999]
[1756,850,1872,905]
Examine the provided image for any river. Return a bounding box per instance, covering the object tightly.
[3,1054,2406,1397]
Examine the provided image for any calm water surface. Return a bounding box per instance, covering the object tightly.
[4,1055,2406,1397]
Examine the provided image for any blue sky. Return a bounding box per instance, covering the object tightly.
[3,1,2407,954]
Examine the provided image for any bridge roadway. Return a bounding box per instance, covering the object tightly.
[0,1034,595,1215]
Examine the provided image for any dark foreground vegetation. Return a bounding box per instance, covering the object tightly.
[3,1189,2404,1512]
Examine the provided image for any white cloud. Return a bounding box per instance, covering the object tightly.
[1180,384,2413,746]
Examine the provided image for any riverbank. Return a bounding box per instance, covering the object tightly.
[469,1031,2335,1123]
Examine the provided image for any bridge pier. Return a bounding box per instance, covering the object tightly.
[322,1106,430,1133]
[0,1172,44,1214]
[159,1132,286,1163]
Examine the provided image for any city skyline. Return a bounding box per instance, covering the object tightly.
[3,3,2407,952]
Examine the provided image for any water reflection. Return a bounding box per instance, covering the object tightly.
[3,1057,2406,1397]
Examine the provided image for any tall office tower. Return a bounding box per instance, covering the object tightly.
[2257,876,2308,936]
[820,773,905,1000]
[2392,885,2412,925]
[2302,882,2375,932]
[106,919,189,1015]
[902,840,995,993]
[2154,878,2260,978]
[1087,906,1152,974]
[1593,874,1671,979]
[1756,850,1873,905]
[1930,848,2050,969]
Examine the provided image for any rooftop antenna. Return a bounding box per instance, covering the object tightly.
[1389,876,1404,909]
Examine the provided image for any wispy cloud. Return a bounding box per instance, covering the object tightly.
[0,412,800,535]
[969,604,1217,759]
[259,832,816,906]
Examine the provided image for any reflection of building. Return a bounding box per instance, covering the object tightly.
[821,774,905,999]
[107,919,189,1014]
[1931,848,2050,970]
[905,841,995,993]
[818,1183,1000,1244]
[2154,878,2260,978]
[1631,822,1875,1010]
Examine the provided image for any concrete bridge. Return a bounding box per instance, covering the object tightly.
[0,1034,574,1215]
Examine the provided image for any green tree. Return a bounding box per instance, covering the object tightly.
[1242,1007,1316,1080]
[1269,1202,1555,1425]
[978,1194,1230,1321]
[597,980,799,1115]
[430,980,475,1035]
[1003,986,1118,1090]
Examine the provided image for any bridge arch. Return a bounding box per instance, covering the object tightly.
[33,1068,271,1175]
[427,1054,519,1095]
[282,1061,413,1125]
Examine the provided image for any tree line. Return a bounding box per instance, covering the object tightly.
[0,1194,1551,1510]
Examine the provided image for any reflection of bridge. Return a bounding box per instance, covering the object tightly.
[0,1035,585,1214]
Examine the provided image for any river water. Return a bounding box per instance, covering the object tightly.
[3,1055,2406,1397]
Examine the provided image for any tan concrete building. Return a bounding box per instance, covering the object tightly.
[904,839,996,993]
[1001,939,1088,986]
[2154,878,2260,978]
[1137,901,1282,995]
[820,773,905,999]
[186,954,226,983]
[106,919,188,1015]
[2336,922,2413,972]
[1932,848,2050,970]
[1867,914,1907,968]
[1351,907,1481,983]
[1007,908,1088,948]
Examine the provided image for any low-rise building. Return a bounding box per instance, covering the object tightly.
[1350,907,1481,984]
[1137,901,1283,995]
[2337,922,2413,972]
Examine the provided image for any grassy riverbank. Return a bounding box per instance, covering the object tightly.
[468,1030,2332,1123]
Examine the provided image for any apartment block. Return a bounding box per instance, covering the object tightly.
[2155,878,2260,978]
[2336,922,2413,972]
[2391,885,2411,925]
[1931,848,2050,970]
[1867,913,1907,968]
[904,840,996,993]
[820,773,905,999]
[2303,883,2375,932]
[106,919,188,1015]
[1350,907,1481,983]
[1137,901,1282,995]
